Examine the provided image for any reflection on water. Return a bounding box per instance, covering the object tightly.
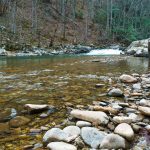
[0,55,149,149]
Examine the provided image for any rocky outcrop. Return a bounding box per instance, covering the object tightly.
[126,39,149,57]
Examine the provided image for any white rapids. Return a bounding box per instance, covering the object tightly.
[86,49,122,56]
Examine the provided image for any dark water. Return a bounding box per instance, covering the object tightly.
[0,55,149,149]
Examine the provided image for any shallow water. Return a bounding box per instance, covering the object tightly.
[0,55,149,149]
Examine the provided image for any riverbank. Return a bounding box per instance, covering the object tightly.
[0,38,149,57]
[0,44,125,57]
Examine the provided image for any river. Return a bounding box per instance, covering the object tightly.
[0,55,149,149]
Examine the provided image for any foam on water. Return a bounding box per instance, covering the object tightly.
[86,49,122,55]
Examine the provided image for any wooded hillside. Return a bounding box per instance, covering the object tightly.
[0,0,150,47]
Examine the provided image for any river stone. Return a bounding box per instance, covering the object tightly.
[24,104,54,113]
[0,108,17,122]
[76,121,91,127]
[138,106,150,116]
[43,128,75,143]
[63,126,80,138]
[133,83,141,90]
[9,116,30,128]
[128,113,142,122]
[81,127,107,148]
[139,99,150,107]
[47,142,77,150]
[100,133,126,149]
[0,123,10,134]
[114,123,134,140]
[113,116,132,124]
[119,74,137,83]
[71,110,109,125]
[108,88,124,97]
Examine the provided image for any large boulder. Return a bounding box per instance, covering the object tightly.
[119,74,138,83]
[0,48,7,56]
[47,142,77,150]
[100,133,126,149]
[70,110,109,125]
[114,123,134,140]
[126,39,149,57]
[81,127,107,148]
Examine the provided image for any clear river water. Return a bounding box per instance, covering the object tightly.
[0,55,149,149]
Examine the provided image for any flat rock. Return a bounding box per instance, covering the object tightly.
[114,123,134,140]
[24,104,54,113]
[119,74,137,83]
[108,88,124,97]
[100,133,126,149]
[71,110,109,125]
[47,142,77,150]
[43,128,76,143]
[9,116,30,128]
[113,116,132,124]
[81,127,107,148]
[76,121,91,127]
[138,106,150,116]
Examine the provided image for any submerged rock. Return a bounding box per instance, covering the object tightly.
[81,127,107,148]
[114,123,134,140]
[47,142,77,150]
[71,110,109,125]
[9,116,30,128]
[0,123,10,134]
[0,108,17,122]
[100,133,126,149]
[119,74,138,83]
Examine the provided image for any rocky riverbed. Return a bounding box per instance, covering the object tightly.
[0,56,149,149]
[0,72,150,149]
[40,73,150,150]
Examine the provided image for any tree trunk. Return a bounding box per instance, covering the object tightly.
[32,0,37,33]
[11,0,17,34]
[148,39,150,59]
